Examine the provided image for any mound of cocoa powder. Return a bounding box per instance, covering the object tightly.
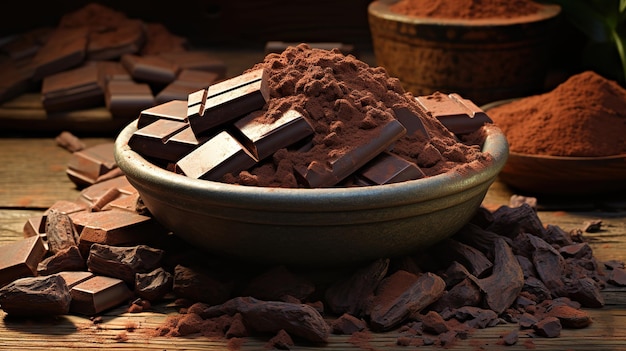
[222,44,491,187]
[488,71,626,157]
[389,0,543,19]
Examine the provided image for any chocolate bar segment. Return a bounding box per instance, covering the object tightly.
[295,119,407,188]
[187,68,269,136]
[0,236,47,288]
[30,27,88,81]
[66,142,119,188]
[353,152,425,186]
[175,130,257,181]
[233,109,314,161]
[70,275,132,315]
[393,107,430,139]
[121,53,179,85]
[105,80,155,119]
[415,93,492,135]
[137,99,188,128]
[41,63,104,113]
[128,119,189,161]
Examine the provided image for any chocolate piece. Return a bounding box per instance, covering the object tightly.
[45,208,80,254]
[172,264,232,305]
[72,210,164,257]
[121,53,179,85]
[135,267,173,301]
[175,130,257,180]
[23,216,46,241]
[55,131,86,152]
[87,243,164,285]
[393,106,429,138]
[89,187,122,212]
[352,151,425,186]
[187,68,270,136]
[137,99,188,128]
[77,175,133,206]
[30,27,88,81]
[57,271,94,288]
[128,119,190,161]
[233,109,314,160]
[415,93,492,135]
[70,275,132,315]
[41,63,104,113]
[0,236,47,288]
[37,246,85,276]
[159,50,226,77]
[66,142,119,188]
[97,60,132,83]
[87,19,146,60]
[105,79,155,119]
[295,119,406,188]
[0,275,71,316]
[156,69,222,104]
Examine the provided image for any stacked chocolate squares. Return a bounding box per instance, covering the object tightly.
[128,68,315,181]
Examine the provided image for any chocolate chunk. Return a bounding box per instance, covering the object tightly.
[352,151,425,186]
[137,99,188,128]
[37,246,85,276]
[87,19,146,60]
[173,264,232,305]
[533,316,562,338]
[41,63,104,113]
[545,304,592,328]
[57,271,94,288]
[187,68,270,136]
[295,119,406,187]
[415,92,492,135]
[0,236,47,288]
[128,119,190,161]
[45,208,80,254]
[0,275,71,316]
[135,267,173,301]
[30,27,88,81]
[105,80,156,119]
[174,130,257,181]
[87,243,164,285]
[393,106,429,138]
[66,142,119,188]
[22,216,46,241]
[55,131,86,152]
[97,60,132,83]
[121,53,179,85]
[233,109,314,161]
[76,175,134,206]
[330,313,367,335]
[70,275,133,315]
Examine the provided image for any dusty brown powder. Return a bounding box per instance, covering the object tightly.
[389,0,543,19]
[488,71,626,157]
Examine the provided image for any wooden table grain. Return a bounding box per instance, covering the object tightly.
[0,135,625,351]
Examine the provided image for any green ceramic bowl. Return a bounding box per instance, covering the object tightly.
[114,122,508,267]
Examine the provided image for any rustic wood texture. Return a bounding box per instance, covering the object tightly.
[0,136,624,350]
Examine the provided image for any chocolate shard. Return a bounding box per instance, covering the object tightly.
[172,264,232,305]
[70,275,133,315]
[198,296,330,344]
[296,119,407,188]
[475,237,524,314]
[0,275,71,316]
[135,267,173,302]
[87,243,164,285]
[174,130,257,181]
[121,53,179,85]
[45,209,80,254]
[416,92,492,135]
[369,271,446,331]
[393,106,430,139]
[128,119,190,160]
[137,99,188,128]
[233,109,314,161]
[66,142,119,189]
[37,246,85,276]
[0,236,47,288]
[187,68,270,136]
[105,80,155,119]
[352,151,425,186]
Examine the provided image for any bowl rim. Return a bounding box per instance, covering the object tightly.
[114,120,509,212]
[368,0,562,27]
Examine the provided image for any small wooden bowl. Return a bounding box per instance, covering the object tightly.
[483,99,626,195]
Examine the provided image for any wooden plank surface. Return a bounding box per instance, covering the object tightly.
[0,136,625,350]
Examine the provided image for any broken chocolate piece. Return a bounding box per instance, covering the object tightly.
[137,98,188,128]
[121,53,179,85]
[135,267,173,301]
[0,236,47,288]
[0,275,71,316]
[45,208,80,254]
[57,271,94,288]
[352,151,425,185]
[187,68,270,136]
[233,109,314,161]
[30,27,88,81]
[37,246,85,276]
[173,265,233,305]
[41,63,104,113]
[70,275,133,315]
[66,142,119,188]
[105,80,155,119]
[87,243,164,285]
[415,93,492,135]
[174,130,257,181]
[128,119,190,161]
[55,131,86,152]
[295,119,406,187]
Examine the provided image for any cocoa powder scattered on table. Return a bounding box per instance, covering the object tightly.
[389,0,543,19]
[488,71,626,157]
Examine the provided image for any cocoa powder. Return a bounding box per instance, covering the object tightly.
[488,71,626,157]
[222,44,491,187]
[389,0,543,19]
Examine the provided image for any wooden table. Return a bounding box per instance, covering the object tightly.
[1,51,625,351]
[0,135,625,350]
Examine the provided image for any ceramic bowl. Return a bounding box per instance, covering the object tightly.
[483,99,626,195]
[114,122,509,267]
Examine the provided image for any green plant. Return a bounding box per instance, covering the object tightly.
[547,0,626,84]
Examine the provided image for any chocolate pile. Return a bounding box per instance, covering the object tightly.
[1,169,625,348]
[126,44,493,188]
[0,3,226,119]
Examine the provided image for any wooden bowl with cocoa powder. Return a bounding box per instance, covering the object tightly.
[114,122,509,267]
